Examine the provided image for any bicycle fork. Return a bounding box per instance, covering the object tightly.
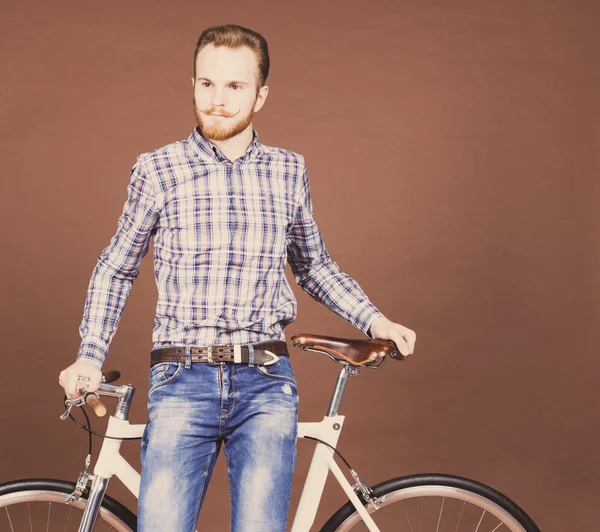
[78,475,111,532]
[65,453,112,532]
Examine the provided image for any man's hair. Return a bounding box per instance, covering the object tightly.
[194,24,270,95]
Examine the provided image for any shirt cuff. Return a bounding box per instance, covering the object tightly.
[76,341,107,368]
[354,303,385,338]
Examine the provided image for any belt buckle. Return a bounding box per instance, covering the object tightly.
[207,345,228,365]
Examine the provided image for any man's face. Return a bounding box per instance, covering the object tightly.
[192,44,268,142]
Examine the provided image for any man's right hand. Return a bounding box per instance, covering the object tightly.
[59,359,103,400]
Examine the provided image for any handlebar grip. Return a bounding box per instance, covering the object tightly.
[85,393,107,417]
[102,370,120,383]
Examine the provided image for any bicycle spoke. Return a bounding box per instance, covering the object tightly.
[489,522,504,532]
[403,505,415,532]
[64,505,73,532]
[474,509,486,532]
[454,501,465,532]
[435,497,445,532]
[28,501,33,532]
[47,501,51,532]
[5,506,15,532]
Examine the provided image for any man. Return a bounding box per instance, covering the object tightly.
[58,23,416,532]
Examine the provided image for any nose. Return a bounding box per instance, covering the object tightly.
[211,86,227,108]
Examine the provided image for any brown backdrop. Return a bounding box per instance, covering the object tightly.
[1,1,598,530]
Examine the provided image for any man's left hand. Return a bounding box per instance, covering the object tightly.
[368,315,416,359]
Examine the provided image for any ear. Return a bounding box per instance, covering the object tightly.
[253,84,269,113]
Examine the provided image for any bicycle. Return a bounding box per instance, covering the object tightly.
[0,333,541,531]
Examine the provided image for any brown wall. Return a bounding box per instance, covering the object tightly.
[1,1,598,530]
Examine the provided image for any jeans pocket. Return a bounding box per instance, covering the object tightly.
[254,355,297,385]
[148,362,183,396]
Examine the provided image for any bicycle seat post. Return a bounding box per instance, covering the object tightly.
[326,363,359,417]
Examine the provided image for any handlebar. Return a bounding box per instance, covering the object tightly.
[61,370,124,420]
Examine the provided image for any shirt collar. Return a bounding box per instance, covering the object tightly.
[187,125,264,164]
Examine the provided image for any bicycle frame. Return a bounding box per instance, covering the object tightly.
[74,364,382,532]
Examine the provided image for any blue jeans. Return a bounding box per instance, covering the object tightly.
[137,346,299,532]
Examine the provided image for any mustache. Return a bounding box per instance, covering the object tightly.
[194,101,241,118]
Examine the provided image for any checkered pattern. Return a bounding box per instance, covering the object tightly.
[76,126,383,366]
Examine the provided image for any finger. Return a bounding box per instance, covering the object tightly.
[59,371,68,389]
[408,336,415,354]
[402,331,416,355]
[64,375,74,399]
[76,378,91,396]
[368,350,386,361]
[67,375,80,400]
[397,336,410,357]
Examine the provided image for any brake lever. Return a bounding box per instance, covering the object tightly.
[60,396,86,420]
[60,386,97,421]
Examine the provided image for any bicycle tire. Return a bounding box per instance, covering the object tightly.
[0,477,137,531]
[321,473,540,532]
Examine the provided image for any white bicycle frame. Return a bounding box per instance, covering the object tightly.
[75,362,382,532]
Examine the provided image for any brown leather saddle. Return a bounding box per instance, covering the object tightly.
[290,333,405,367]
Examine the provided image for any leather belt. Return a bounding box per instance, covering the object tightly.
[150,340,289,367]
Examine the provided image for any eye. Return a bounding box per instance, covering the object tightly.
[231,84,242,90]
[201,82,210,87]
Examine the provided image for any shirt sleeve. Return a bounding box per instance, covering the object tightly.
[286,162,384,337]
[76,156,160,367]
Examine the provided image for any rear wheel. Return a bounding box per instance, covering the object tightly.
[321,473,540,532]
[0,478,136,531]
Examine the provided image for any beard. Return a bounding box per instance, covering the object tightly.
[193,94,256,141]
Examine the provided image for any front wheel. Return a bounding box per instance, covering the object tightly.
[0,478,136,531]
[321,473,540,532]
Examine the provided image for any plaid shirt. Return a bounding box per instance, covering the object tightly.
[76,126,383,366]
